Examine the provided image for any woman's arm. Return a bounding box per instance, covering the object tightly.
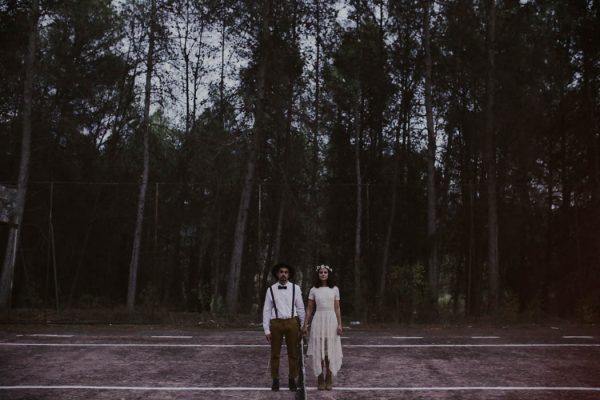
[335,299,342,335]
[302,299,315,335]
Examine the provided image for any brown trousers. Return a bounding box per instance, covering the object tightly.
[270,317,300,379]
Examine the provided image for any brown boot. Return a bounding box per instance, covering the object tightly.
[325,359,333,390]
[317,374,325,390]
[325,370,333,390]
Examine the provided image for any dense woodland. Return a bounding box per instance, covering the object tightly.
[0,0,599,322]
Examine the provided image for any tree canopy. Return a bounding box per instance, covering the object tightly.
[1,0,599,322]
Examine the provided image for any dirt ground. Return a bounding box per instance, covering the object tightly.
[1,323,599,399]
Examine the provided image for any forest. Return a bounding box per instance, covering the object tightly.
[0,0,599,323]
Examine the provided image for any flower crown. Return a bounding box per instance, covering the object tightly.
[315,264,333,272]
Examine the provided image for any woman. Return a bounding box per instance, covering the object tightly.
[302,264,343,390]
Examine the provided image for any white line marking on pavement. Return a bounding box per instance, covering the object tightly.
[471,336,500,339]
[332,387,600,392]
[392,336,424,339]
[1,342,600,348]
[562,336,594,339]
[0,343,269,348]
[0,386,600,392]
[26,334,74,338]
[150,336,193,339]
[344,344,600,348]
[0,386,271,391]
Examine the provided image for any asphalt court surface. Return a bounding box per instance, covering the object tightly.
[1,324,599,399]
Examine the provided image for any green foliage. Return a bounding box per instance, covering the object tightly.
[498,291,523,323]
[76,294,113,309]
[139,284,160,309]
[387,263,429,323]
[1,0,598,322]
[578,295,600,323]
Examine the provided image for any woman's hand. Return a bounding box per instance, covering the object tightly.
[337,325,343,335]
[302,326,309,336]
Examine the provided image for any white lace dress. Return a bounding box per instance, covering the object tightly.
[306,286,343,377]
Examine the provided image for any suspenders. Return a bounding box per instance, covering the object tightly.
[269,286,278,319]
[269,284,295,319]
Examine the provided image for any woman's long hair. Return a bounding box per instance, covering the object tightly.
[312,266,336,288]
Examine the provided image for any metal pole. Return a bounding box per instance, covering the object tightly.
[44,183,51,317]
[154,182,159,280]
[50,182,59,311]
[257,183,262,307]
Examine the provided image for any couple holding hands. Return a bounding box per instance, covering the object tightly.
[262,263,343,391]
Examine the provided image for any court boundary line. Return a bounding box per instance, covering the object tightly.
[346,344,600,348]
[150,336,193,339]
[0,385,599,392]
[26,334,74,338]
[0,343,269,348]
[4,342,600,348]
[337,386,600,392]
[392,336,424,339]
[562,336,594,339]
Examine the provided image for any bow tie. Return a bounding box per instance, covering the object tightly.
[278,285,287,290]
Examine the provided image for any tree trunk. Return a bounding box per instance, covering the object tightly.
[225,142,259,313]
[423,0,438,303]
[0,0,39,308]
[260,85,294,303]
[109,24,138,154]
[210,183,223,313]
[273,193,286,265]
[484,0,499,313]
[353,99,363,317]
[377,79,412,309]
[377,125,401,310]
[260,188,285,306]
[311,0,321,267]
[271,67,295,268]
[191,22,205,133]
[183,0,190,134]
[225,0,270,313]
[219,9,226,128]
[127,0,156,313]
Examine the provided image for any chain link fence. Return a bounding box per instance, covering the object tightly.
[2,180,454,321]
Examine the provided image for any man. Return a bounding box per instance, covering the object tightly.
[262,262,305,391]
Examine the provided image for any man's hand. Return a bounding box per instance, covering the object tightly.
[266,333,271,343]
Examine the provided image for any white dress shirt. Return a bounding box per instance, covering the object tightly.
[262,281,305,335]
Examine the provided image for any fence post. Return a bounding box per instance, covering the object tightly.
[154,183,159,280]
[49,182,59,311]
